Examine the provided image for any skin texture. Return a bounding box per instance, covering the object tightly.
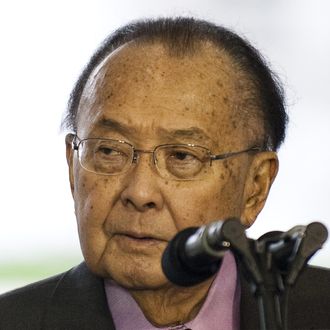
[66,41,278,326]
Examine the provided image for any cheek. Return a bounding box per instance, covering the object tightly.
[74,173,109,226]
[73,170,121,270]
[169,163,245,229]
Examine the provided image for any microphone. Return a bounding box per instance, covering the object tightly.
[256,226,306,271]
[285,222,328,285]
[257,222,328,285]
[161,218,247,286]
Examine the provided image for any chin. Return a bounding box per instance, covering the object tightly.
[104,259,169,290]
[83,242,170,289]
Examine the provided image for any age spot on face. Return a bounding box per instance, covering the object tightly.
[216,79,223,88]
[227,167,233,178]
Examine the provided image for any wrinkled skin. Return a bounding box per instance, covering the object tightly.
[66,41,278,326]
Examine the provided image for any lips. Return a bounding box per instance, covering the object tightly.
[115,230,168,242]
[111,230,169,250]
[111,234,165,252]
[121,235,159,243]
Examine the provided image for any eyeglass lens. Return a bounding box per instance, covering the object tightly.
[77,139,210,180]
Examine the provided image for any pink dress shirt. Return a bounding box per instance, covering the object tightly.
[105,251,240,330]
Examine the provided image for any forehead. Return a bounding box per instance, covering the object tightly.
[77,41,247,149]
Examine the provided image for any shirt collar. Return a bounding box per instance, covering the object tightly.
[104,251,240,330]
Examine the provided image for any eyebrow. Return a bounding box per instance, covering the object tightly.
[97,117,213,145]
[97,117,138,134]
[158,127,214,145]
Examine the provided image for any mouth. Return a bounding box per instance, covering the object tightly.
[114,233,167,246]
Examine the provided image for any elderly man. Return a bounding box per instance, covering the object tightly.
[0,17,329,330]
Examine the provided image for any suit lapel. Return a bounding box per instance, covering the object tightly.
[39,260,267,330]
[42,263,115,330]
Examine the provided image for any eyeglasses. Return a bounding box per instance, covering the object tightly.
[72,135,261,181]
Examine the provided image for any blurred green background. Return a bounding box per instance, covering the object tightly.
[1,250,329,294]
[0,255,82,293]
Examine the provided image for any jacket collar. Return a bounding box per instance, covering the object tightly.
[42,262,115,329]
[42,261,258,330]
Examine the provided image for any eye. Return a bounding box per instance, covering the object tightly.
[171,151,196,161]
[93,144,128,173]
[162,148,205,179]
[98,146,117,156]
[95,143,125,158]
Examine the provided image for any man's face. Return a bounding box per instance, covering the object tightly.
[67,42,260,289]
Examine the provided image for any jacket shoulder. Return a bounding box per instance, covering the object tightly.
[287,265,330,329]
[290,265,330,303]
[0,270,68,329]
[240,264,330,330]
[0,263,115,330]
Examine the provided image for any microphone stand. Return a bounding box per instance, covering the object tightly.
[221,220,328,330]
[252,233,287,330]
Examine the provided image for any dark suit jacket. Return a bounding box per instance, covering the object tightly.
[0,262,329,329]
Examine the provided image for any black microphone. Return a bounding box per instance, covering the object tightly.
[257,222,328,285]
[161,218,246,286]
[285,222,328,285]
[263,226,306,269]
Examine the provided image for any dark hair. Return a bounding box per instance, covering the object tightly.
[62,17,288,151]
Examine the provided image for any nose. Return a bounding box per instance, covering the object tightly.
[120,152,164,212]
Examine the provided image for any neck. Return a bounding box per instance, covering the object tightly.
[128,276,215,327]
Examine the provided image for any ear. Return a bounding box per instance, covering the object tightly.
[65,133,75,196]
[241,151,279,227]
